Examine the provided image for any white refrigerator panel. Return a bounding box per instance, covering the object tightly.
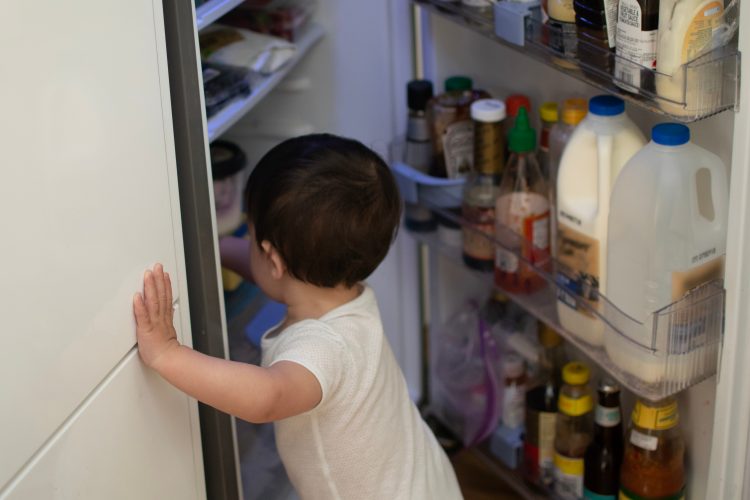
[0,351,203,500]
[0,0,200,493]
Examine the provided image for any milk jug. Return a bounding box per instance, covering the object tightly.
[556,95,646,345]
[605,123,727,383]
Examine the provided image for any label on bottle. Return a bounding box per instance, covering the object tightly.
[556,223,600,318]
[603,0,620,48]
[548,19,578,57]
[629,429,658,451]
[681,1,724,63]
[669,255,724,354]
[538,412,557,472]
[619,486,685,499]
[442,120,474,178]
[615,0,657,88]
[558,393,593,416]
[632,400,679,430]
[554,452,584,499]
[496,193,550,274]
[502,383,526,428]
[585,488,617,500]
[462,204,495,262]
[595,405,622,427]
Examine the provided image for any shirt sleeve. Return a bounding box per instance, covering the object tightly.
[266,321,346,407]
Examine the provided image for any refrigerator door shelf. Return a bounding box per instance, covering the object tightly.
[392,161,466,208]
[195,0,245,32]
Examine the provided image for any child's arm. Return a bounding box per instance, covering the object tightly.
[218,236,254,283]
[133,264,321,423]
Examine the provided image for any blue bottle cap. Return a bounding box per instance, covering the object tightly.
[652,123,690,146]
[588,95,625,116]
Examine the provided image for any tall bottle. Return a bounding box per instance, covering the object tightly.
[548,98,587,261]
[462,99,506,271]
[524,323,566,487]
[620,398,685,499]
[538,102,559,180]
[494,107,551,294]
[553,362,594,500]
[556,95,646,346]
[614,0,659,92]
[404,80,436,232]
[583,380,623,500]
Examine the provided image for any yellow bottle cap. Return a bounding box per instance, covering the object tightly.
[538,323,562,348]
[562,362,590,385]
[561,98,587,126]
[539,102,559,123]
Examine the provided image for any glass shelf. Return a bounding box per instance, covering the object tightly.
[414,0,740,122]
[394,161,725,401]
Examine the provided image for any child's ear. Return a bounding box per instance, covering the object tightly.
[261,240,286,280]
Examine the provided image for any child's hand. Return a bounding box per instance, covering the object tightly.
[133,263,180,372]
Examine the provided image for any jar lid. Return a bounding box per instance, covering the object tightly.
[407,80,434,111]
[445,76,473,92]
[598,378,620,394]
[210,140,247,180]
[471,99,507,123]
[588,95,625,116]
[505,94,531,118]
[538,323,562,347]
[562,361,590,385]
[539,102,559,123]
[652,123,690,146]
[504,354,525,378]
[561,98,587,125]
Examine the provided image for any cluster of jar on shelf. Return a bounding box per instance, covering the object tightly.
[403,76,728,385]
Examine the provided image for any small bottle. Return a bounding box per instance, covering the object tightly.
[614,0,659,92]
[553,362,594,500]
[620,398,685,499]
[494,107,551,294]
[547,0,578,62]
[538,102,559,180]
[523,323,566,487]
[501,353,527,429]
[504,94,532,139]
[548,98,587,260]
[404,80,436,232]
[583,379,623,500]
[462,99,506,271]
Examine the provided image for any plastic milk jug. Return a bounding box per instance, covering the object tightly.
[605,123,727,383]
[556,95,646,346]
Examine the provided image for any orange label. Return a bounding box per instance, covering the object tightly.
[681,1,724,63]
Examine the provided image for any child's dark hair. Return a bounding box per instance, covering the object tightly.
[245,133,402,288]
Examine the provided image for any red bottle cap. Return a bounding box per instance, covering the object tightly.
[505,94,531,118]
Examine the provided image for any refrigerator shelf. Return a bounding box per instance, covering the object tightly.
[414,0,741,123]
[206,22,325,142]
[195,0,246,32]
[394,161,725,401]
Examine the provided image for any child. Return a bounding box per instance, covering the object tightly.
[133,134,463,499]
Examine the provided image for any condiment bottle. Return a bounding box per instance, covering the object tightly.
[538,102,559,180]
[501,353,527,429]
[494,107,551,294]
[404,79,436,232]
[523,323,566,487]
[504,94,532,139]
[620,398,685,499]
[462,99,506,271]
[583,379,623,500]
[553,362,594,500]
[547,0,578,61]
[614,0,659,92]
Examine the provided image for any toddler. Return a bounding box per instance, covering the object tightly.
[134,134,462,499]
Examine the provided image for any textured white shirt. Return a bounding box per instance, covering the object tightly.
[261,286,462,500]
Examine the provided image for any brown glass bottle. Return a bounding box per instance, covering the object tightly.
[583,379,623,499]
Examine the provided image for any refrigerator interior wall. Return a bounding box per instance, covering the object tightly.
[420,11,736,499]
[219,0,423,398]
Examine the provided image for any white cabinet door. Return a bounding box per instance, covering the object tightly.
[1,351,203,500]
[0,0,203,495]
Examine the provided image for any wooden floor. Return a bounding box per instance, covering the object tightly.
[451,450,524,500]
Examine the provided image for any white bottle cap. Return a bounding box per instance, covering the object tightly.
[471,99,507,123]
[503,353,525,378]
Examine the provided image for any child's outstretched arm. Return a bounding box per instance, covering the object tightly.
[133,263,320,423]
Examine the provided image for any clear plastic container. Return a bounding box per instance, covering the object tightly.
[606,123,728,384]
[556,95,645,346]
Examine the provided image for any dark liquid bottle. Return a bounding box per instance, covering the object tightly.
[583,379,623,500]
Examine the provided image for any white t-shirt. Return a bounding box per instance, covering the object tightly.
[261,285,463,500]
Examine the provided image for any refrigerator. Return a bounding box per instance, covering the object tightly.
[2,1,749,500]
